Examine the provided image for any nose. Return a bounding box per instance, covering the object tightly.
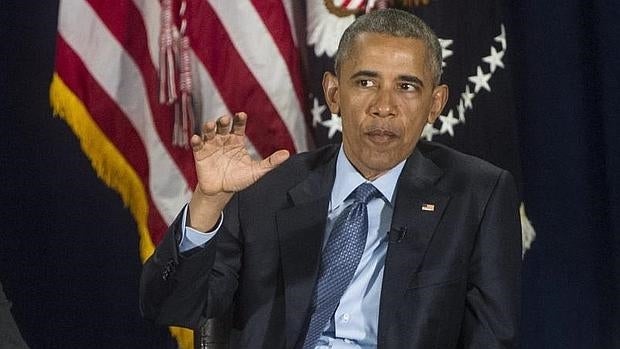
[370,87,396,118]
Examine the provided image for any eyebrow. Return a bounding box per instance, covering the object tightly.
[349,70,425,88]
[399,75,424,88]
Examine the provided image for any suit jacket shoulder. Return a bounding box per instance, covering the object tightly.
[417,140,508,182]
[415,140,514,211]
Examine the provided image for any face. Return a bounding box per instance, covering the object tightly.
[323,33,448,180]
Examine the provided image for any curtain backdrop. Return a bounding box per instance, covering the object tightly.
[510,1,619,348]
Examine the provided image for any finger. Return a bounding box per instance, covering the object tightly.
[190,134,203,151]
[201,121,217,141]
[250,150,290,183]
[231,112,247,136]
[260,149,290,169]
[216,115,232,135]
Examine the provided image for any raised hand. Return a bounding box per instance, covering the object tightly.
[188,113,289,231]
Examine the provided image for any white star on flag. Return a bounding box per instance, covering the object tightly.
[439,110,459,136]
[311,97,326,127]
[483,46,505,73]
[495,24,507,51]
[321,113,342,139]
[468,66,492,93]
[457,98,466,123]
[439,38,453,67]
[421,123,439,141]
[461,85,475,109]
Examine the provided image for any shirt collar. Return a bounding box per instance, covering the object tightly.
[331,145,406,210]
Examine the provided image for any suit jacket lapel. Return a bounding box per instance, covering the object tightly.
[277,150,337,347]
[378,148,451,339]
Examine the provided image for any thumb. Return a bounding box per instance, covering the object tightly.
[251,150,290,182]
[262,149,290,169]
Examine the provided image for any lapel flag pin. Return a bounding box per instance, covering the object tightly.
[421,203,435,212]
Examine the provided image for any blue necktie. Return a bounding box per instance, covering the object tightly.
[302,183,381,348]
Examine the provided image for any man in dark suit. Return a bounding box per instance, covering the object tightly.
[140,9,521,348]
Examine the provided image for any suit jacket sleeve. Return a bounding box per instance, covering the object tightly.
[139,195,241,330]
[461,170,522,348]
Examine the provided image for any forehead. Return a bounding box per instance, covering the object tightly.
[343,33,430,77]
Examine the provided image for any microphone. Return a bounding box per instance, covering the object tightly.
[390,225,408,243]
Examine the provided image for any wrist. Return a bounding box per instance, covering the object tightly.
[193,186,233,208]
[188,187,232,232]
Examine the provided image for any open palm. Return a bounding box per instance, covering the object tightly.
[191,113,290,196]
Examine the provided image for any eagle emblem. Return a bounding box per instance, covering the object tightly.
[311,0,432,57]
[323,0,432,18]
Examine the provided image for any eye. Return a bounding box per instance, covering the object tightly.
[398,82,418,92]
[357,79,376,88]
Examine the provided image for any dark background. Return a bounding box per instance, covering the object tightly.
[1,1,618,348]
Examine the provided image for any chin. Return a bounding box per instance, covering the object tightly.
[346,142,407,175]
[363,155,401,174]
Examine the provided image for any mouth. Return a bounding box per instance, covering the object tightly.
[365,129,398,144]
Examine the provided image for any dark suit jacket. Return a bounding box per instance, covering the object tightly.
[140,141,522,348]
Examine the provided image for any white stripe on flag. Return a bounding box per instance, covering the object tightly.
[131,0,160,68]
[282,0,298,46]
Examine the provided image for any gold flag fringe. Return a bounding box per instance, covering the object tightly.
[49,73,194,349]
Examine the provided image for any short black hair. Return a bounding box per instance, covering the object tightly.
[334,9,443,85]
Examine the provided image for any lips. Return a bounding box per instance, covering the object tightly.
[365,128,398,144]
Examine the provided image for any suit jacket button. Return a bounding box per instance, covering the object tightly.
[162,259,176,280]
[162,268,170,281]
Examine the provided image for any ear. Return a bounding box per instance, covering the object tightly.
[427,84,449,124]
[322,71,340,115]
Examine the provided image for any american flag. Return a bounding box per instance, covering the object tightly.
[50,1,307,347]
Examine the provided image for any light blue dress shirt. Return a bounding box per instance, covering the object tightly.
[179,146,405,348]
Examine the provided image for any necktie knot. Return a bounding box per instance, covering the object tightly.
[349,182,381,205]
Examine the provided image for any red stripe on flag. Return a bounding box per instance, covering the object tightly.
[55,36,169,243]
[250,0,306,105]
[87,0,197,189]
[187,1,296,157]
[54,37,148,180]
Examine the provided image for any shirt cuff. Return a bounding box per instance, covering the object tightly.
[178,204,223,252]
